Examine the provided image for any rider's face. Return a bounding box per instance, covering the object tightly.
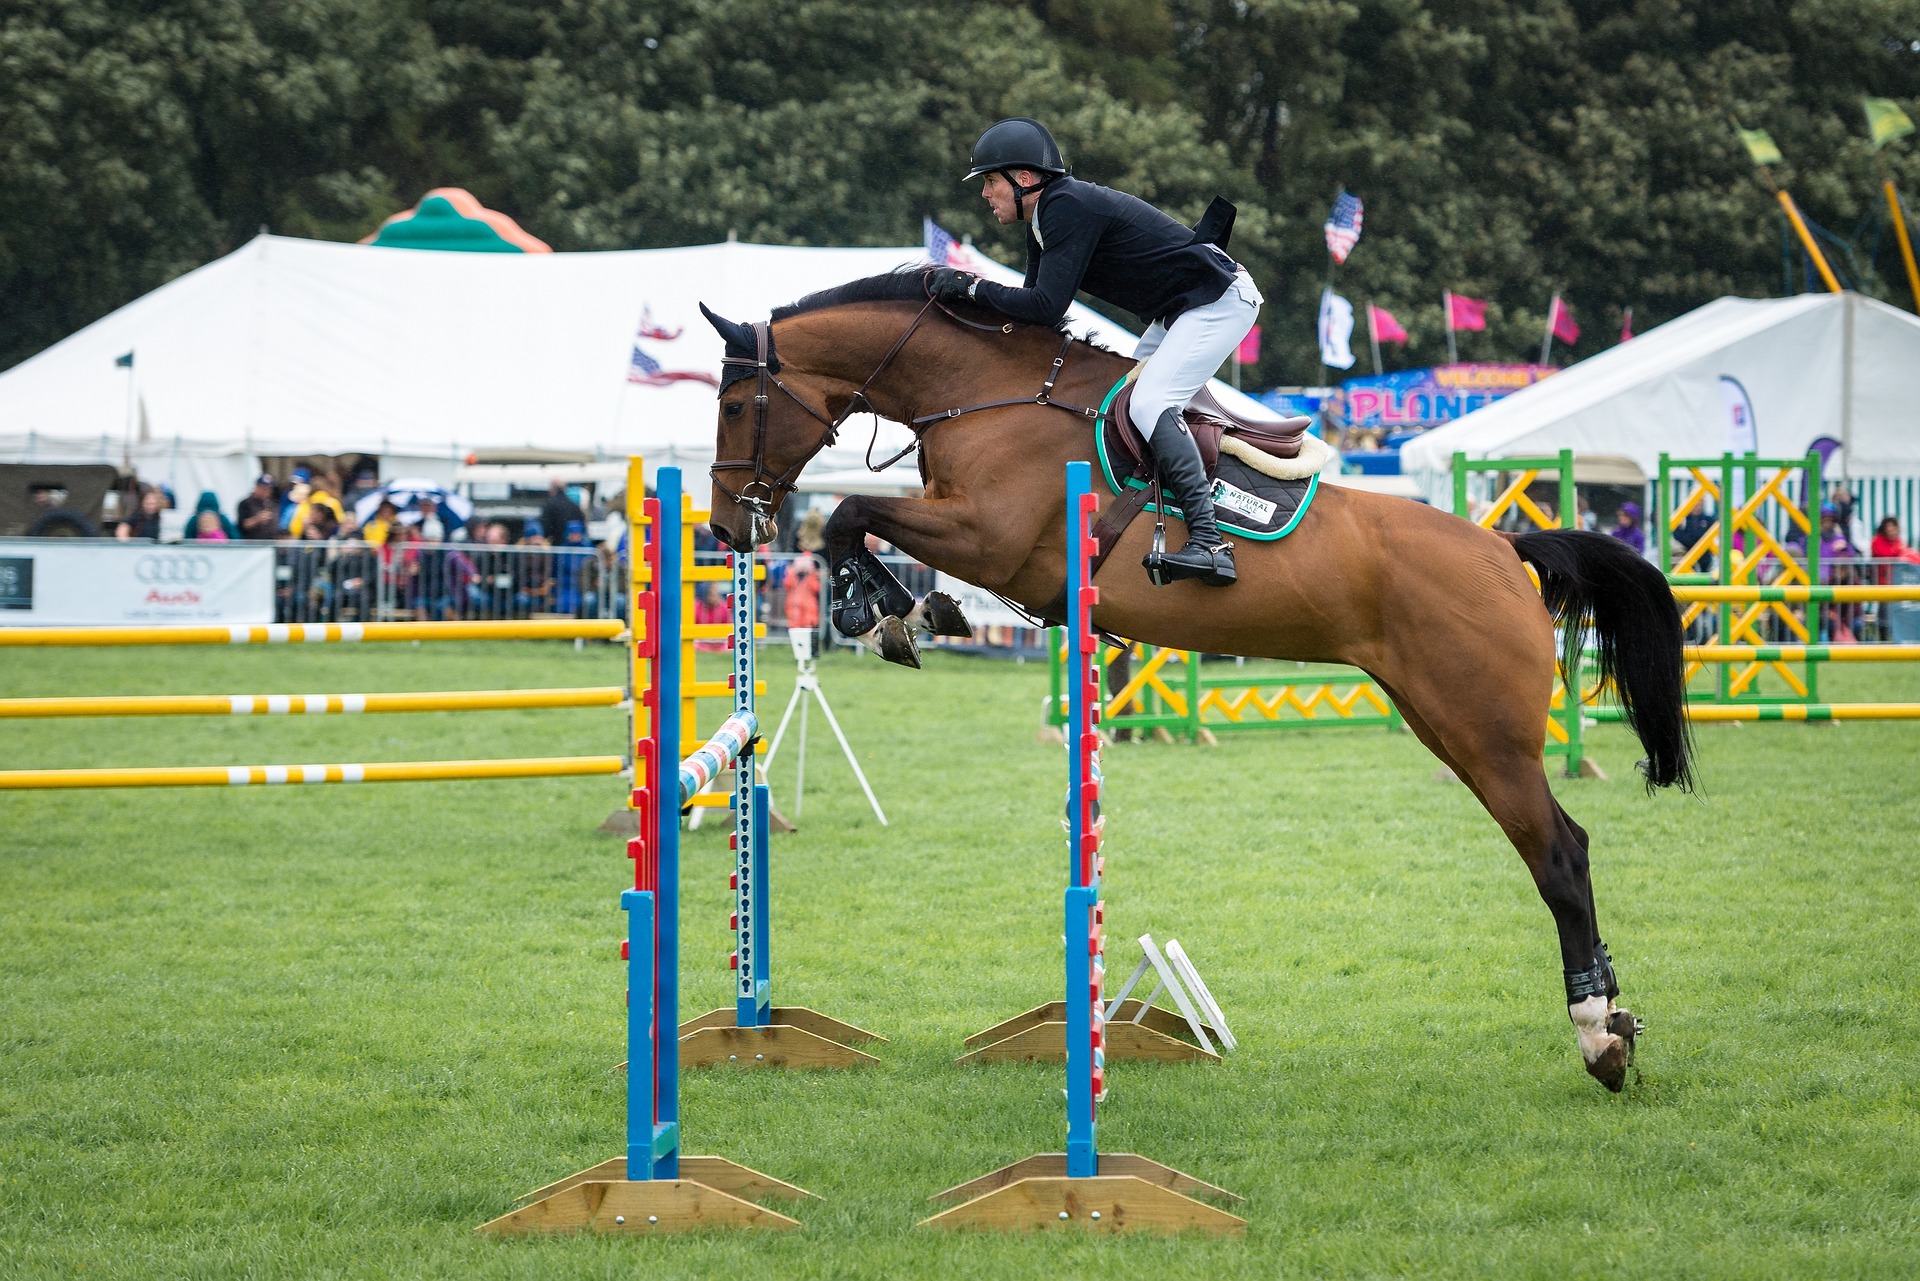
[981,171,1038,225]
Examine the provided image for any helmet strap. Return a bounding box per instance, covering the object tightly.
[999,168,1053,219]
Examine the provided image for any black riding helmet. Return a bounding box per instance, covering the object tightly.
[964,118,1067,213]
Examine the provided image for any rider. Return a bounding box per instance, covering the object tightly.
[929,117,1261,588]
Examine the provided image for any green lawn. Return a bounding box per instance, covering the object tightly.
[1,641,1916,1279]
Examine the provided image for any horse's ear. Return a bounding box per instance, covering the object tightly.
[699,302,756,355]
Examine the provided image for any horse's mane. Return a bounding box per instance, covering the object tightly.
[770,267,1119,355]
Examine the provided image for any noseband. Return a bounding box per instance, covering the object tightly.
[710,297,939,520]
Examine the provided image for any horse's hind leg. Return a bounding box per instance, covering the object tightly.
[1381,673,1636,1091]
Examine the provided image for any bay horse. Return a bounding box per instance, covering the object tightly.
[698,271,1693,1092]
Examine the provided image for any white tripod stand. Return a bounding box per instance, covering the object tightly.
[762,627,887,825]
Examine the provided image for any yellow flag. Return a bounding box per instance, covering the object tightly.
[1864,97,1915,150]
[1735,124,1782,166]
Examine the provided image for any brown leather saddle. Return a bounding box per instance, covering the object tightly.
[1102,382,1312,478]
[1069,385,1314,607]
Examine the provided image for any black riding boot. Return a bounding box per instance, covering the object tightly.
[1141,409,1236,587]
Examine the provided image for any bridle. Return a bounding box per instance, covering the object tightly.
[710,275,1102,523]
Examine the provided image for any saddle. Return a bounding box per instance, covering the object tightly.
[1103,381,1312,479]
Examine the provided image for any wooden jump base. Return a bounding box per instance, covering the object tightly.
[483,466,820,1236]
[924,462,1243,1237]
[0,756,625,790]
[0,619,625,647]
[0,687,625,718]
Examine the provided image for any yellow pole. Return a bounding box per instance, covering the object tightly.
[1887,180,1920,313]
[0,687,625,719]
[1776,190,1843,292]
[1683,644,1920,663]
[0,618,626,648]
[0,755,626,790]
[1674,584,1918,603]
[1680,703,1920,723]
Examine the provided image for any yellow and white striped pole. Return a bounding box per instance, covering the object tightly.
[0,755,627,790]
[0,687,626,719]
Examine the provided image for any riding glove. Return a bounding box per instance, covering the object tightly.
[928,267,979,305]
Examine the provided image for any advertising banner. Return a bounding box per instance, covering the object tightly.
[0,540,274,625]
[1340,363,1557,429]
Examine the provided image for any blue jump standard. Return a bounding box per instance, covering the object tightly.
[919,461,1247,1235]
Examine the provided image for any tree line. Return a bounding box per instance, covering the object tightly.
[4,0,1917,381]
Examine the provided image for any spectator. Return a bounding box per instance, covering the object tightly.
[237,473,281,539]
[116,487,164,541]
[784,556,822,633]
[540,479,587,548]
[192,510,230,541]
[1607,501,1644,554]
[286,507,338,620]
[283,468,346,537]
[467,522,516,618]
[414,494,464,540]
[332,536,377,620]
[362,500,400,547]
[1870,516,1920,568]
[1817,503,1862,642]
[795,508,827,558]
[1828,483,1856,539]
[694,581,729,650]
[187,490,238,540]
[516,520,553,614]
[412,514,454,619]
[554,519,590,615]
[1674,506,1716,573]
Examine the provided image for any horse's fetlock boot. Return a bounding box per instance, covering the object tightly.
[876,616,921,668]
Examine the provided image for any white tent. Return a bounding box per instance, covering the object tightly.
[1400,292,1920,504]
[0,233,1290,507]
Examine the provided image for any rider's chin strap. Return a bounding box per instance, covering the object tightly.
[1002,169,1057,220]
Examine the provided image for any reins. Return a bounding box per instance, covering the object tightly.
[712,278,1107,508]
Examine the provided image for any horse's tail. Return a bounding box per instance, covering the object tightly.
[1503,528,1696,792]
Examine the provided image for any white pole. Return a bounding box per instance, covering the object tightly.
[1540,293,1558,365]
[1443,292,1457,365]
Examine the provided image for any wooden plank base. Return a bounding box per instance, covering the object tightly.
[928,1152,1242,1205]
[679,1021,881,1069]
[959,1001,1220,1066]
[513,1155,814,1207]
[679,1005,885,1046]
[918,1172,1245,1236]
[478,1165,806,1234]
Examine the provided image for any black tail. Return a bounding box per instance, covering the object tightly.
[1510,529,1696,792]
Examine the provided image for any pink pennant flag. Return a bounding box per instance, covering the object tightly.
[1446,292,1488,332]
[1369,304,1408,344]
[1550,296,1581,344]
[1236,326,1262,364]
[1619,307,1635,343]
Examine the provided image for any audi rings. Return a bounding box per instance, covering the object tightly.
[135,554,216,585]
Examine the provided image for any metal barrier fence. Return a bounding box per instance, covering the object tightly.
[268,539,623,624]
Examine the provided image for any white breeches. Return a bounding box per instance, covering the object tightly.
[1129,265,1264,439]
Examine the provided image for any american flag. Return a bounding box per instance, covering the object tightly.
[628,340,718,388]
[636,303,682,341]
[1324,188,1364,264]
[923,216,979,269]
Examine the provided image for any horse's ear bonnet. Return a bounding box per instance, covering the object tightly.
[700,303,778,391]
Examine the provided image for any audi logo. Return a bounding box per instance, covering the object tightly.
[135,554,216,585]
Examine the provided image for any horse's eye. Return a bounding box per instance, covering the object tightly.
[723,402,744,419]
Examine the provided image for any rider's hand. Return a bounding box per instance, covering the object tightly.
[928,267,978,305]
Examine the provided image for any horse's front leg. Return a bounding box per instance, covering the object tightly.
[824,496,993,668]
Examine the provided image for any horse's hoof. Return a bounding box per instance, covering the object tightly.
[1584,1036,1630,1092]
[876,616,921,668]
[912,591,973,638]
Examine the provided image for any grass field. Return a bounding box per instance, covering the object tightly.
[2,639,1916,1279]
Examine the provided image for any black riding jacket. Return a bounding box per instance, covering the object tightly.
[971,177,1236,329]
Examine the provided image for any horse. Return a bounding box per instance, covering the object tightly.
[697,270,1693,1093]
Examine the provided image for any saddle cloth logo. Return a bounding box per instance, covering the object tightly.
[1210,478,1277,525]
